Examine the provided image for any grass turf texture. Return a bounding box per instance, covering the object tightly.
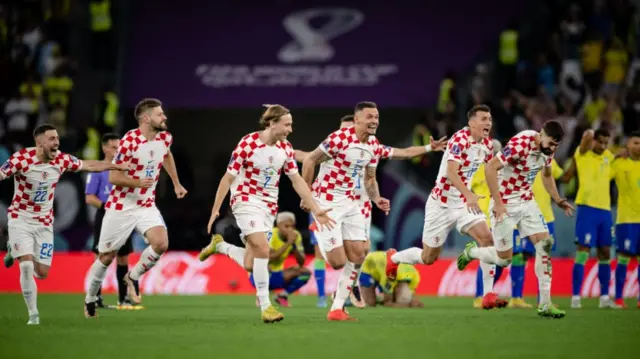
[0,295,638,359]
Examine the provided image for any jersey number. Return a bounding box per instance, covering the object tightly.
[40,243,53,259]
[355,175,361,189]
[34,190,48,203]
[264,176,271,187]
[466,164,479,178]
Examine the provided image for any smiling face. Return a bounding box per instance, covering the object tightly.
[36,129,60,161]
[355,107,379,136]
[269,114,293,142]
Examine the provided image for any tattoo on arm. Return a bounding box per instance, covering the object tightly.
[308,148,331,164]
[364,167,380,201]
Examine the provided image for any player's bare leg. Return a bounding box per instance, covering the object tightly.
[126,226,168,304]
[327,240,366,321]
[16,254,49,325]
[465,222,508,309]
[528,232,565,318]
[386,242,440,280]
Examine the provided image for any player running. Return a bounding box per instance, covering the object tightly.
[563,129,616,309]
[85,133,142,310]
[612,130,640,308]
[387,105,510,309]
[84,98,188,318]
[459,121,573,318]
[1,124,128,325]
[359,251,423,308]
[301,101,391,321]
[200,104,334,324]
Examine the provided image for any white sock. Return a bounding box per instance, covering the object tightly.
[129,247,161,281]
[253,257,271,311]
[534,240,552,305]
[480,261,496,296]
[391,247,424,265]
[331,261,357,311]
[217,242,245,267]
[469,246,510,266]
[85,259,108,303]
[19,261,38,316]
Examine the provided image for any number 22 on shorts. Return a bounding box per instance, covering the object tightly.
[40,243,53,259]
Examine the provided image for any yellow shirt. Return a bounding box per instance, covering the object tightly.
[533,159,564,222]
[582,41,603,72]
[604,49,628,84]
[574,148,615,210]
[268,228,303,272]
[361,251,420,294]
[471,163,491,225]
[612,158,640,224]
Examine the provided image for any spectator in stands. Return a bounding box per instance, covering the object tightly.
[581,30,604,92]
[89,0,114,71]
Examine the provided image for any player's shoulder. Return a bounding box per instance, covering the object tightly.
[11,147,37,159]
[510,130,538,142]
[156,130,173,142]
[451,127,471,141]
[276,138,294,151]
[329,126,355,139]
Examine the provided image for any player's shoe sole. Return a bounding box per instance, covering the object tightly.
[457,241,476,270]
[123,273,142,305]
[349,286,366,309]
[199,234,224,261]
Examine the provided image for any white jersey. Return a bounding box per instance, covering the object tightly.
[352,141,393,218]
[226,131,298,215]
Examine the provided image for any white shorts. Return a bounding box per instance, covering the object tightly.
[7,218,55,266]
[490,200,548,251]
[98,206,166,253]
[364,215,372,240]
[233,202,275,244]
[422,196,486,248]
[314,198,366,256]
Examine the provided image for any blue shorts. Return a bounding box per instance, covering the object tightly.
[575,205,613,248]
[514,222,556,254]
[359,272,383,293]
[615,224,640,255]
[309,213,318,245]
[249,271,286,290]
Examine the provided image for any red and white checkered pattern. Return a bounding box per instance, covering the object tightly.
[430,127,494,208]
[1,148,82,226]
[353,143,393,218]
[105,129,172,211]
[497,130,552,204]
[313,127,386,202]
[227,132,298,215]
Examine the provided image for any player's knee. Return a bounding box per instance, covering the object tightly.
[422,252,437,265]
[327,258,345,269]
[298,267,312,276]
[596,247,610,260]
[99,251,116,265]
[116,255,128,266]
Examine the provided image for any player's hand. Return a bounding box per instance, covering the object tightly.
[300,199,311,212]
[465,193,484,215]
[286,231,297,244]
[312,208,335,230]
[555,197,575,217]
[174,183,188,199]
[492,202,507,223]
[429,136,448,152]
[139,178,154,188]
[207,210,220,234]
[374,197,391,215]
[112,163,129,171]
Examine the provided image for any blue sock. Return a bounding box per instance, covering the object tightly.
[598,260,611,296]
[475,267,483,298]
[615,255,630,300]
[284,274,310,295]
[511,253,525,298]
[572,252,588,296]
[314,258,326,298]
[494,265,504,286]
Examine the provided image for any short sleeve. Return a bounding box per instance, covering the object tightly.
[319,129,347,159]
[283,142,299,176]
[485,140,494,163]
[498,136,531,165]
[0,152,24,178]
[379,144,394,160]
[59,153,83,172]
[113,137,133,165]
[447,132,470,164]
[158,132,173,150]
[85,173,100,195]
[226,138,249,176]
[551,159,564,179]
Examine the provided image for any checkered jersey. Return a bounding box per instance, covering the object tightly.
[313,127,387,202]
[105,129,172,211]
[353,142,393,218]
[497,130,552,204]
[1,148,82,225]
[227,132,298,215]
[430,127,494,208]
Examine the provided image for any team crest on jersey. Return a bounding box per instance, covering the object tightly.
[268,156,274,164]
[329,237,337,246]
[360,150,364,158]
[451,144,461,155]
[149,150,155,159]
[41,172,48,180]
[434,237,440,245]
[249,220,255,228]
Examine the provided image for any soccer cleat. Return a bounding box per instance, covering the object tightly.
[84,301,97,318]
[508,298,533,309]
[598,295,616,308]
[614,298,626,309]
[385,248,398,279]
[570,296,581,309]
[473,297,483,308]
[96,296,105,309]
[3,248,14,268]
[316,296,328,308]
[481,292,507,310]
[457,241,477,270]
[27,314,40,325]
[349,286,366,309]
[199,234,224,261]
[123,273,142,305]
[274,294,290,308]
[537,303,566,319]
[327,309,357,321]
[261,305,284,323]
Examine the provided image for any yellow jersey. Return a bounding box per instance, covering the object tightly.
[471,164,491,225]
[361,251,420,294]
[604,49,628,85]
[268,228,303,272]
[532,159,564,222]
[574,148,615,211]
[612,158,640,224]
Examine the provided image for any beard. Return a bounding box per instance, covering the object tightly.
[540,145,554,156]
[152,122,167,131]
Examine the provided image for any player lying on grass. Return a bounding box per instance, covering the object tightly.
[359,251,423,308]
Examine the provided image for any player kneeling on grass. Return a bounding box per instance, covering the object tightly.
[359,251,423,308]
[248,212,311,307]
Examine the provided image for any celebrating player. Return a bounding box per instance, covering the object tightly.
[200,104,334,324]
[84,98,188,318]
[612,130,640,308]
[359,251,423,308]
[387,105,509,309]
[563,129,616,309]
[301,101,391,321]
[459,121,573,318]
[85,133,141,310]
[1,124,128,325]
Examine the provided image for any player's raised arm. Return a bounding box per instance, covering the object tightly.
[578,129,595,155]
[388,136,448,159]
[163,151,187,199]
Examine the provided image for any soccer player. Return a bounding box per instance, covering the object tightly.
[83,98,188,318]
[612,130,640,308]
[300,101,391,321]
[359,251,423,308]
[459,121,573,318]
[247,212,310,307]
[387,105,510,309]
[1,124,128,325]
[564,129,616,309]
[85,133,141,309]
[200,104,334,323]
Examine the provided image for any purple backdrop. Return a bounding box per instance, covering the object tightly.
[124,1,525,108]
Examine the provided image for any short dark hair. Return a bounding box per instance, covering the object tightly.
[355,101,377,112]
[542,120,565,142]
[340,115,355,123]
[467,104,491,119]
[594,128,611,139]
[629,130,640,139]
[33,124,56,138]
[134,98,162,119]
[101,133,120,144]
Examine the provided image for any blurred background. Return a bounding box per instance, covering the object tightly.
[1,0,638,260]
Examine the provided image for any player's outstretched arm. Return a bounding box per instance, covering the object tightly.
[82,159,128,173]
[294,149,309,163]
[109,170,152,188]
[389,136,448,159]
[364,167,390,215]
[207,172,235,234]
[301,148,330,185]
[542,166,574,216]
[163,151,187,199]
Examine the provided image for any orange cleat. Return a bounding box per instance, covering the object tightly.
[327,309,357,321]
[482,292,508,310]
